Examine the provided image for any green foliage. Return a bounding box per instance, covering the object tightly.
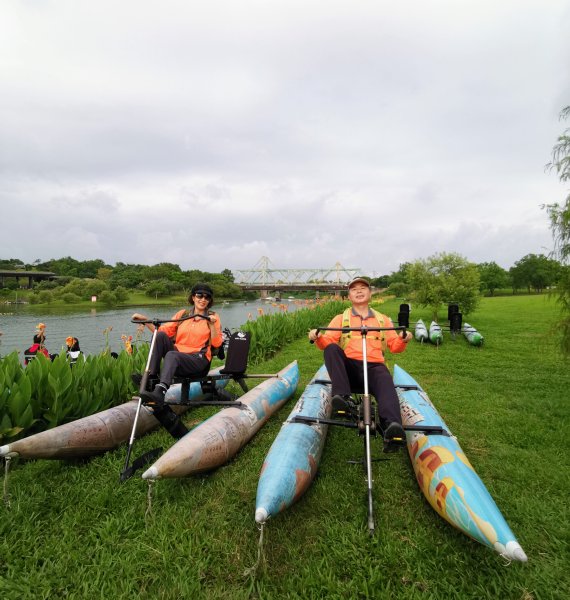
[509,253,561,294]
[242,300,349,365]
[545,105,570,355]
[386,281,410,298]
[477,261,509,296]
[37,290,53,304]
[61,292,81,304]
[37,257,110,278]
[0,347,148,442]
[408,252,481,318]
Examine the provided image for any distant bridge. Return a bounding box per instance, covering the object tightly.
[234,257,361,296]
[0,270,57,288]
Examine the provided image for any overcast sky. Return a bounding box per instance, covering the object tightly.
[1,1,569,277]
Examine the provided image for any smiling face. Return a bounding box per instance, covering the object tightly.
[192,292,212,313]
[348,282,371,306]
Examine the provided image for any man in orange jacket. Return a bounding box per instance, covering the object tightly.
[308,277,412,449]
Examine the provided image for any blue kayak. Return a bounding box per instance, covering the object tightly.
[394,365,527,561]
[255,365,332,524]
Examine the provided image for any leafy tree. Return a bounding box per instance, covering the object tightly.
[545,105,570,354]
[390,262,411,285]
[478,262,509,296]
[84,279,108,298]
[142,262,182,282]
[98,290,119,306]
[97,267,113,281]
[221,268,235,282]
[0,259,26,270]
[509,254,560,294]
[37,290,53,304]
[386,281,410,298]
[144,279,179,299]
[2,279,19,291]
[108,263,147,289]
[34,279,62,291]
[408,252,480,318]
[370,274,390,288]
[113,286,130,303]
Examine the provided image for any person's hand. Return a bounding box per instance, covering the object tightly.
[401,331,413,343]
[308,329,319,342]
[132,313,146,322]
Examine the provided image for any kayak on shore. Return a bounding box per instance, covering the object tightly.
[0,368,228,460]
[255,364,332,524]
[394,365,527,562]
[142,361,299,480]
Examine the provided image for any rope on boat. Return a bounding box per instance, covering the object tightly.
[145,479,154,520]
[3,457,11,509]
[500,553,513,567]
[243,522,266,578]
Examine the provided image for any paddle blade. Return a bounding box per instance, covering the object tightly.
[119,447,163,482]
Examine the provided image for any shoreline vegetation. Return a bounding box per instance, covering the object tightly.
[0,286,556,310]
[0,294,567,597]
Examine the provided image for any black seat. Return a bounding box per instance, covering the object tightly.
[173,330,251,403]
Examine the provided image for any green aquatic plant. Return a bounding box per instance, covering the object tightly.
[0,346,148,441]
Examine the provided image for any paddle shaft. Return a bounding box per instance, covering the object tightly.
[360,329,375,535]
[122,322,161,478]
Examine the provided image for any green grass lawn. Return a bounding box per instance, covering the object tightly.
[1,295,568,599]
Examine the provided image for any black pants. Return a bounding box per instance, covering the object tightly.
[150,331,210,386]
[323,344,402,426]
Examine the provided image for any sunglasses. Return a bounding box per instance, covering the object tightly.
[194,293,211,300]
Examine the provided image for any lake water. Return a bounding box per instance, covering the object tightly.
[0,299,303,360]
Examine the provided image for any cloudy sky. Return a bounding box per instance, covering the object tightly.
[1,1,569,277]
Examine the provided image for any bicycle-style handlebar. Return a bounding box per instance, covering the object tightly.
[309,325,407,343]
[131,313,213,326]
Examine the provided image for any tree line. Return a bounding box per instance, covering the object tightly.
[371,253,563,299]
[0,258,244,305]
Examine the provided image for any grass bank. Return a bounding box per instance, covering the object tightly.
[0,295,568,599]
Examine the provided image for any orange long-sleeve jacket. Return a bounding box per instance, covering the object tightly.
[159,309,222,361]
[315,308,407,363]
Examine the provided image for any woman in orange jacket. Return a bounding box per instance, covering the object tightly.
[132,282,223,406]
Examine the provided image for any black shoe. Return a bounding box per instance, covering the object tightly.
[332,394,358,418]
[131,373,159,391]
[152,405,189,439]
[383,422,406,453]
[141,383,168,407]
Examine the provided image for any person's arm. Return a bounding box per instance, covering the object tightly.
[160,311,184,339]
[384,316,412,353]
[131,312,154,333]
[208,312,223,347]
[310,314,343,350]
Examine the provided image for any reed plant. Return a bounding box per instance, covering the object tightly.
[0,348,147,441]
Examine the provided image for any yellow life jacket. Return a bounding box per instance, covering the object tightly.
[339,308,387,352]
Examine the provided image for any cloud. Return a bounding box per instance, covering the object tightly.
[1,1,569,276]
